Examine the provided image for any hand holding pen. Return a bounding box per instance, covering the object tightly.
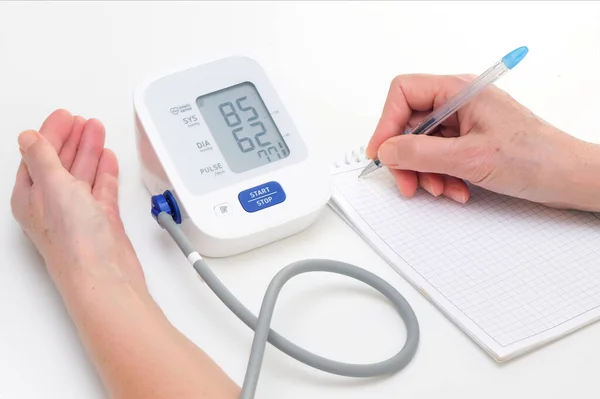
[361,46,528,179]
[358,46,599,208]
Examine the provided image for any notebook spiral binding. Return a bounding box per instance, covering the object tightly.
[332,145,369,169]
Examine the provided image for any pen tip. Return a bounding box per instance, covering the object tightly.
[501,46,529,69]
[358,161,379,178]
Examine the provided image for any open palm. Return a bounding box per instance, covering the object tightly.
[11,109,145,292]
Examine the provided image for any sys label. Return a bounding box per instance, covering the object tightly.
[183,115,199,127]
[238,181,286,213]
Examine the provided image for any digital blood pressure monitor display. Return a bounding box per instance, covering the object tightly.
[138,57,310,198]
[196,81,290,173]
[134,56,330,256]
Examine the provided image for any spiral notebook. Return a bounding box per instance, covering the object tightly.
[329,145,600,361]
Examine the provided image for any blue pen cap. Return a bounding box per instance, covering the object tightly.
[501,46,529,69]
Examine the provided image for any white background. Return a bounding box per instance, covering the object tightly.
[1,1,599,398]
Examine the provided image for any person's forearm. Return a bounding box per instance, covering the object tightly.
[55,262,240,399]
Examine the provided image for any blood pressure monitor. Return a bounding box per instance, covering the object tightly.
[133,56,331,257]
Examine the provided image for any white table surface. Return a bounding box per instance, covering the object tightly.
[1,1,599,398]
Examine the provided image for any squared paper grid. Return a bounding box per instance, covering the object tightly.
[330,163,600,359]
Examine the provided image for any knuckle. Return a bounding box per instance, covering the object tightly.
[23,140,44,161]
[452,140,496,182]
[391,73,405,83]
[390,73,419,90]
[410,136,426,157]
[390,74,405,90]
[51,109,73,119]
[394,134,414,153]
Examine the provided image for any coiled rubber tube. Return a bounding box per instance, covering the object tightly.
[157,212,419,399]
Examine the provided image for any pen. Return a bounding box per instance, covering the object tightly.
[358,45,529,178]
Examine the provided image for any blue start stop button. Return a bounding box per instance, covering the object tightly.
[238,181,286,213]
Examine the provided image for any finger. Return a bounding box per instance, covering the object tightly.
[96,148,119,179]
[390,169,419,198]
[366,74,471,159]
[406,111,431,130]
[438,126,459,138]
[92,148,119,199]
[441,175,470,204]
[406,113,447,138]
[70,118,106,186]
[92,149,121,223]
[407,113,460,138]
[377,133,475,179]
[59,115,86,171]
[406,111,458,132]
[389,112,449,197]
[418,172,444,197]
[18,130,65,184]
[38,109,74,154]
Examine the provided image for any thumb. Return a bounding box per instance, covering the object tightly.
[18,130,64,183]
[377,134,479,180]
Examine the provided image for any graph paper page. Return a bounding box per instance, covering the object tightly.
[330,159,600,361]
